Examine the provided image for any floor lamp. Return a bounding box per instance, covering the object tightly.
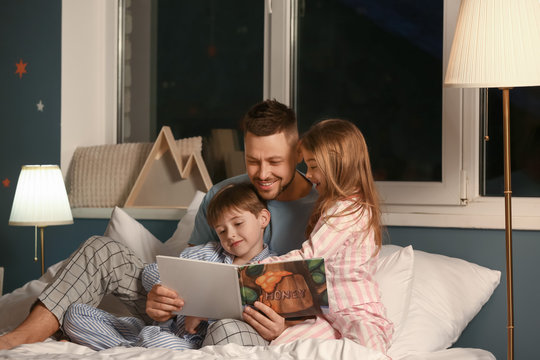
[444,1,540,359]
[9,165,73,275]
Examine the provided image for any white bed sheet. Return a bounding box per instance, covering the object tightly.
[0,339,495,360]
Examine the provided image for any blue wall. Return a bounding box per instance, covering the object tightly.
[0,1,179,293]
[0,2,539,360]
[387,227,539,360]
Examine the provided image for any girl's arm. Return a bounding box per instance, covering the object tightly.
[262,202,366,263]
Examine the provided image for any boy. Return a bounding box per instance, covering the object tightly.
[62,183,274,351]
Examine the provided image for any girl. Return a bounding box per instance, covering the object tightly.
[243,119,393,354]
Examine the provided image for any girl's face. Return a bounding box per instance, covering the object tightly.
[301,146,326,196]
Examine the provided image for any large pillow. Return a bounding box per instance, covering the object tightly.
[103,191,205,262]
[104,206,165,264]
[388,247,501,358]
[375,245,415,342]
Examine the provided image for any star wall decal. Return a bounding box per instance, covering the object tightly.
[15,59,28,79]
[2,178,10,188]
[37,100,45,111]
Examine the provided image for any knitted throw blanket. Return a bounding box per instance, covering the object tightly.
[66,137,203,208]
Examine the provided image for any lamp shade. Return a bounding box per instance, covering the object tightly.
[445,0,540,88]
[9,165,73,226]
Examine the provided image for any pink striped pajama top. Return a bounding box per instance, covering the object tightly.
[261,199,394,354]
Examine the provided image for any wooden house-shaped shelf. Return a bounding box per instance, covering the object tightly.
[124,126,212,209]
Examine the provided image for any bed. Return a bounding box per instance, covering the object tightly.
[0,195,500,360]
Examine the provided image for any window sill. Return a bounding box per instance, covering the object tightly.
[72,207,187,221]
[382,196,540,230]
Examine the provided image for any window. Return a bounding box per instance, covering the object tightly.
[120,0,264,183]
[483,88,540,197]
[267,0,462,206]
[61,0,540,227]
[265,0,540,229]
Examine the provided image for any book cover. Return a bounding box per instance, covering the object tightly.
[237,258,328,318]
[156,255,328,320]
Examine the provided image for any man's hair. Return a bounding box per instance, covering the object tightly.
[240,99,298,142]
[207,182,268,228]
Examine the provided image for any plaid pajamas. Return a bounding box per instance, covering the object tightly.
[44,236,272,350]
[39,236,150,325]
[202,319,268,347]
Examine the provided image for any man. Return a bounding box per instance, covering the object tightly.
[0,99,317,350]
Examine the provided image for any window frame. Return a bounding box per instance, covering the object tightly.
[61,0,540,228]
[264,0,540,230]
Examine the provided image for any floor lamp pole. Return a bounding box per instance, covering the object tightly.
[40,227,45,275]
[501,87,514,360]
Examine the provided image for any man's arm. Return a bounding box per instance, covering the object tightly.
[187,190,218,246]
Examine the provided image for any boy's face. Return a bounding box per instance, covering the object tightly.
[214,207,270,264]
[244,131,302,201]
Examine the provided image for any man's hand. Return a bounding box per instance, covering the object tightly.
[146,284,184,322]
[184,316,207,334]
[242,301,287,341]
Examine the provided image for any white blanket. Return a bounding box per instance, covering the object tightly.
[0,339,496,360]
[0,338,387,360]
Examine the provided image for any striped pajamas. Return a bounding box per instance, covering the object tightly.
[262,200,394,354]
[58,240,272,351]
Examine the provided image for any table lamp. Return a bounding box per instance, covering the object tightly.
[444,1,540,359]
[9,165,73,275]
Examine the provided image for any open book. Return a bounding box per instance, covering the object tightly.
[156,255,329,320]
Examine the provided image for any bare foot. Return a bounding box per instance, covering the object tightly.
[0,335,15,350]
[0,302,60,350]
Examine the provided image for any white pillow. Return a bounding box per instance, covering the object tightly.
[104,206,165,264]
[104,192,205,262]
[375,245,415,341]
[162,191,205,257]
[388,248,501,358]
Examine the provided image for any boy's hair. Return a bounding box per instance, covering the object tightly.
[207,183,268,228]
[240,99,298,145]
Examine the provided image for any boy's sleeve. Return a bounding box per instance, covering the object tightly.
[142,263,160,292]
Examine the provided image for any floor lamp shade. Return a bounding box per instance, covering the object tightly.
[445,0,540,88]
[9,165,73,226]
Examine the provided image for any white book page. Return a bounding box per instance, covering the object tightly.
[156,255,243,320]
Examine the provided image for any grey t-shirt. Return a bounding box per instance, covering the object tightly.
[188,173,318,255]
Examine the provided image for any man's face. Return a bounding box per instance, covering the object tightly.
[244,131,299,201]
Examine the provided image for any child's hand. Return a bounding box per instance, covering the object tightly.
[243,301,287,341]
[185,316,208,334]
[146,284,184,322]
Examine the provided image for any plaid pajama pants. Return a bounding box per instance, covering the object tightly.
[202,319,269,347]
[38,236,151,325]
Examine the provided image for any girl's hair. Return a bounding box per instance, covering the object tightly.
[301,119,382,247]
[207,182,268,228]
